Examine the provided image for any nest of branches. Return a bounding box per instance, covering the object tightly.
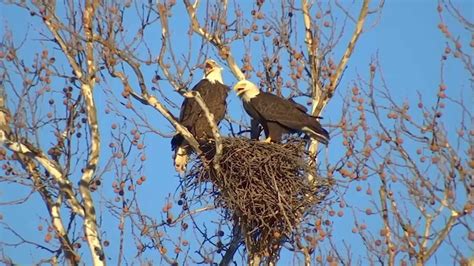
[185,137,334,259]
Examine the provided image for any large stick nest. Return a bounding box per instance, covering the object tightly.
[185,137,334,258]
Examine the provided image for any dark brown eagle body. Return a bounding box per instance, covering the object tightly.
[171,79,228,151]
[234,80,329,144]
[247,97,311,141]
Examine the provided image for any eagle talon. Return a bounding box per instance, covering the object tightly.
[264,137,272,143]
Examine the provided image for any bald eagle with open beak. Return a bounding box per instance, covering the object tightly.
[233,80,329,144]
[171,59,229,173]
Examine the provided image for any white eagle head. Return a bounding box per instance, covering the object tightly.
[233,80,260,102]
[203,59,223,84]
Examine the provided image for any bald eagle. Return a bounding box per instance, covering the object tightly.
[233,80,329,144]
[171,59,229,173]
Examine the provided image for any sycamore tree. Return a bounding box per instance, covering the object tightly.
[0,0,472,265]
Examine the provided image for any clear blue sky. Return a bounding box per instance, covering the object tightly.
[0,1,472,265]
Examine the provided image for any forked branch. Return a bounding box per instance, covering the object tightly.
[315,0,371,115]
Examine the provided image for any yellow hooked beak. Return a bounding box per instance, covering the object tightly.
[233,81,248,96]
[204,61,215,76]
[234,87,246,96]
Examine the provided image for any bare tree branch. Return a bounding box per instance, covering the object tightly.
[183,0,245,80]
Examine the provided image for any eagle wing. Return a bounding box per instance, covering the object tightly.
[178,80,204,128]
[251,92,329,143]
[288,98,308,113]
[199,80,228,125]
[176,79,228,139]
[251,92,308,126]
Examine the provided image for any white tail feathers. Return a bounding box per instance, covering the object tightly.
[174,146,189,173]
[302,126,329,145]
